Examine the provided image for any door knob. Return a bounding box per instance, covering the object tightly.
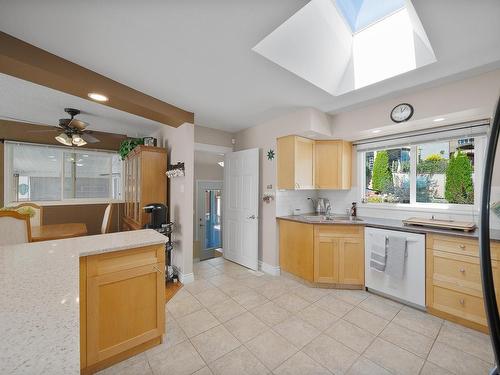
[247,215,256,219]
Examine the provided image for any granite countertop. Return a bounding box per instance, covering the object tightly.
[0,229,167,375]
[277,214,500,241]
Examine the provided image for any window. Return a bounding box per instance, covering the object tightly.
[5,142,122,204]
[361,133,485,208]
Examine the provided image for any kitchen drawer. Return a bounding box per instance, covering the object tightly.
[315,224,363,239]
[430,285,487,327]
[427,234,500,260]
[87,245,165,277]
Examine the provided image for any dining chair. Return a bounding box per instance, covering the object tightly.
[0,211,32,245]
[8,202,43,228]
[101,204,113,234]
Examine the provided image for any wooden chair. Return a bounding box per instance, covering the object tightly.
[101,204,113,234]
[0,211,32,245]
[7,202,43,228]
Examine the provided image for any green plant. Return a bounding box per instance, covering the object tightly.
[444,151,474,204]
[416,158,448,174]
[119,138,144,160]
[425,153,444,162]
[371,150,393,193]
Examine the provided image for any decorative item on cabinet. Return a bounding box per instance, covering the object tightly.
[118,138,144,160]
[143,136,157,147]
[166,162,185,178]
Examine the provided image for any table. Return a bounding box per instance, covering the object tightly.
[31,223,88,242]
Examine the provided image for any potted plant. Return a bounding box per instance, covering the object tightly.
[119,138,144,160]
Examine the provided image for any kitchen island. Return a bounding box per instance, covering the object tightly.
[0,229,167,375]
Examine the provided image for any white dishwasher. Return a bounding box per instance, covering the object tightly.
[364,227,426,308]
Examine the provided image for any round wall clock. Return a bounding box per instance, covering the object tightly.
[390,103,414,123]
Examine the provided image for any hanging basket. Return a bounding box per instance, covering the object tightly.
[166,162,185,178]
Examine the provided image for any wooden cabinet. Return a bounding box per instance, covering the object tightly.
[277,136,315,189]
[80,245,165,374]
[278,220,364,287]
[426,234,500,333]
[123,146,167,230]
[314,225,364,286]
[315,140,352,190]
[279,219,314,282]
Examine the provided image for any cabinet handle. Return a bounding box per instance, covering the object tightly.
[459,298,465,305]
[153,265,163,274]
[459,268,465,273]
[459,244,466,249]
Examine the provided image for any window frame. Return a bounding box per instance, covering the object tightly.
[4,141,124,206]
[358,135,486,213]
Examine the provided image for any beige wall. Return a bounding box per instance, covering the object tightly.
[235,68,500,269]
[195,125,235,148]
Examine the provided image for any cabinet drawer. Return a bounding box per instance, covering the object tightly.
[316,224,363,238]
[87,245,164,277]
[431,286,486,326]
[428,234,500,260]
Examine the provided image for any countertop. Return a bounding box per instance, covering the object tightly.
[277,214,500,241]
[0,229,167,375]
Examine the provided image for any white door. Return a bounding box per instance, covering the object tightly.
[223,148,259,270]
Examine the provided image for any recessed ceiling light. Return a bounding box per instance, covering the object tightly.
[433,117,445,122]
[88,92,108,102]
[372,129,381,134]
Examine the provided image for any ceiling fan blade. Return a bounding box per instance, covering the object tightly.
[81,133,100,143]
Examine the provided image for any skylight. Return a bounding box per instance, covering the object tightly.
[252,0,436,96]
[336,0,405,33]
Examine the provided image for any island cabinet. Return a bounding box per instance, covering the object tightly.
[278,220,364,288]
[277,135,315,190]
[426,234,500,333]
[80,244,165,374]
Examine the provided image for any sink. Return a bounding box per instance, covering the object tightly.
[301,215,363,222]
[302,215,327,221]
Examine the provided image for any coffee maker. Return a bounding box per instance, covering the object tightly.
[143,203,167,230]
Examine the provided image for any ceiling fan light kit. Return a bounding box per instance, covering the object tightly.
[55,132,72,146]
[46,107,100,147]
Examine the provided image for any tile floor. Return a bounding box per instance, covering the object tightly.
[98,258,495,375]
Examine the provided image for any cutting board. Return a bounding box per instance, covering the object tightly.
[402,217,476,232]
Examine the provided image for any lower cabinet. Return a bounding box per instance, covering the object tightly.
[278,220,364,287]
[80,245,165,374]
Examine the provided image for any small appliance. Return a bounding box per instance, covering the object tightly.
[143,203,167,229]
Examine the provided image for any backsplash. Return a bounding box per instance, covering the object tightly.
[276,190,318,216]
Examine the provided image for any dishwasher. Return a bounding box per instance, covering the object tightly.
[364,227,425,309]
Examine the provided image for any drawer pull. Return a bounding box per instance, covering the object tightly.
[459,268,465,273]
[459,298,465,305]
[459,244,466,249]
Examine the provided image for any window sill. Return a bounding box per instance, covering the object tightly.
[358,202,478,215]
[6,199,124,207]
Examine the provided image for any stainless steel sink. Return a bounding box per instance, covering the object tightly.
[301,215,363,222]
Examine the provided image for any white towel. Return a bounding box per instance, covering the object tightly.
[370,244,386,272]
[385,236,407,279]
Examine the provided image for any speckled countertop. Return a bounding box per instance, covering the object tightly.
[277,214,500,241]
[0,229,167,375]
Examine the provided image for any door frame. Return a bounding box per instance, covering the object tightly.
[195,180,223,259]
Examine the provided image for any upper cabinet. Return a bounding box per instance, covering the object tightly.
[277,135,315,189]
[315,140,352,190]
[277,136,352,190]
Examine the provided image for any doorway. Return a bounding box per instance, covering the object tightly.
[196,180,223,260]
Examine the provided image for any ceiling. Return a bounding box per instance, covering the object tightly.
[1,0,500,132]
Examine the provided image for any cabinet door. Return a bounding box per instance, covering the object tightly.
[295,137,315,189]
[315,141,341,189]
[314,235,340,283]
[339,238,364,285]
[277,136,296,189]
[279,220,314,282]
[86,263,164,365]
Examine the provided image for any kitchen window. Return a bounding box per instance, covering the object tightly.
[358,122,488,209]
[4,141,122,204]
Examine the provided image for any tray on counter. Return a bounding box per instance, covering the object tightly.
[402,217,476,232]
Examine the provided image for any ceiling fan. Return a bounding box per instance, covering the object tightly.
[24,108,100,147]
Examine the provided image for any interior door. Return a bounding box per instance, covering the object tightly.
[223,148,259,270]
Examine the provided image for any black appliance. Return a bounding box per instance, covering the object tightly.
[143,203,167,229]
[480,97,500,375]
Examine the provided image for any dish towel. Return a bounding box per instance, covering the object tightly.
[385,235,407,279]
[370,244,386,272]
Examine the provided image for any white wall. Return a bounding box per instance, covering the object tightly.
[153,123,195,282]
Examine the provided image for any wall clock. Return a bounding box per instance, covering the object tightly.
[390,103,414,123]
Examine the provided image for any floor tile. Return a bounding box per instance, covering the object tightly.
[314,295,355,317]
[224,311,269,343]
[176,308,220,338]
[346,357,391,375]
[436,320,494,363]
[259,281,290,300]
[184,279,216,295]
[296,304,340,331]
[358,294,402,320]
[332,289,370,305]
[191,325,241,362]
[303,334,358,374]
[195,267,224,279]
[364,338,424,375]
[193,366,214,375]
[240,275,268,289]
[273,351,330,375]
[324,319,375,353]
[153,318,187,353]
[148,340,205,375]
[218,282,253,297]
[427,342,492,375]
[208,345,268,375]
[292,285,330,303]
[273,316,321,349]
[246,330,297,370]
[392,306,442,339]
[343,307,389,335]
[251,301,291,326]
[420,361,453,375]
[207,298,246,323]
[273,293,310,313]
[195,287,230,308]
[207,274,236,287]
[379,321,434,358]
[98,353,151,375]
[232,289,270,310]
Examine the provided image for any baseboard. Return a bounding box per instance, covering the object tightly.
[193,258,200,263]
[179,272,194,284]
[258,260,281,276]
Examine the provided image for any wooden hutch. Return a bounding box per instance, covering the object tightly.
[122,145,167,231]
